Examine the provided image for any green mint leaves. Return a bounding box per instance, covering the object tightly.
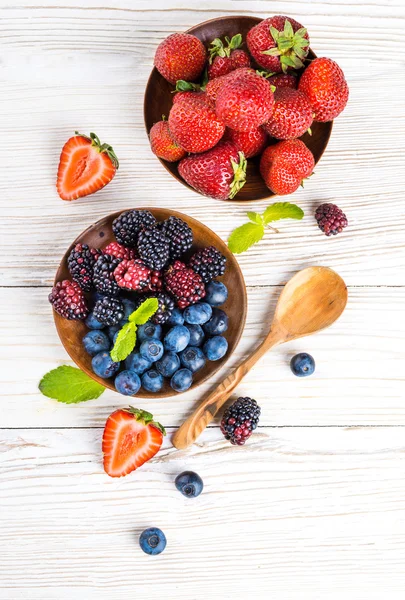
[228,202,304,254]
[39,365,105,404]
[110,298,158,362]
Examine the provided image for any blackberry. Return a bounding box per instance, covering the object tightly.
[220,397,261,445]
[93,254,121,297]
[137,227,170,271]
[315,203,348,236]
[189,246,226,283]
[160,216,193,259]
[67,243,101,292]
[164,261,206,309]
[48,280,89,320]
[112,210,156,247]
[93,296,125,326]
[136,292,175,325]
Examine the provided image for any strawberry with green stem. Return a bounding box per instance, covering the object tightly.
[208,34,250,79]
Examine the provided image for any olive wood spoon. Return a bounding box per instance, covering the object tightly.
[172,266,348,450]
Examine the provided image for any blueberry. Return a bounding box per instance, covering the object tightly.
[203,308,228,336]
[183,302,212,325]
[142,369,164,393]
[85,312,105,330]
[167,308,184,326]
[170,368,193,393]
[139,338,164,363]
[106,323,121,341]
[204,280,228,306]
[290,353,315,377]
[156,352,180,377]
[91,351,120,378]
[184,323,205,347]
[203,336,228,361]
[180,346,206,373]
[114,370,141,395]
[138,322,162,342]
[164,325,190,353]
[175,471,204,498]
[82,330,110,356]
[121,298,137,320]
[125,352,152,374]
[139,527,167,555]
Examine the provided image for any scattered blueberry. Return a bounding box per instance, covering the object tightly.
[203,308,228,336]
[180,346,206,373]
[125,352,152,375]
[167,307,184,326]
[91,351,120,378]
[121,298,137,320]
[139,338,164,363]
[82,330,110,356]
[156,352,180,377]
[139,527,167,555]
[164,325,190,353]
[290,353,315,377]
[184,323,205,347]
[175,471,204,498]
[85,312,105,330]
[204,280,228,306]
[170,368,193,392]
[138,322,162,342]
[183,302,212,325]
[203,336,228,361]
[142,369,164,393]
[114,370,141,395]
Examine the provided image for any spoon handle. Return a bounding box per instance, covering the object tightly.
[172,328,282,450]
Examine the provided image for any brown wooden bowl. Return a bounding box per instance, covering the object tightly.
[53,208,247,398]
[144,15,333,202]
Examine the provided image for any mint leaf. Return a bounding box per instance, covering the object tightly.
[110,321,137,362]
[39,366,105,404]
[263,202,304,224]
[228,222,264,254]
[247,211,263,225]
[128,298,159,325]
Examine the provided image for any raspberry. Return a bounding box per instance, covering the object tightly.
[93,296,125,326]
[112,210,156,247]
[103,242,136,261]
[164,261,205,309]
[148,270,163,293]
[137,227,170,270]
[160,216,193,259]
[188,247,226,283]
[114,259,151,292]
[93,254,121,297]
[67,243,101,292]
[48,280,89,320]
[220,397,261,445]
[315,203,348,236]
[136,292,175,325]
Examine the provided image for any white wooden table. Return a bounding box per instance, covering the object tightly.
[1,1,405,598]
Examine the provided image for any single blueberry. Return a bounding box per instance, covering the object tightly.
[184,323,205,347]
[91,351,120,379]
[156,352,181,378]
[203,308,228,336]
[106,323,121,341]
[139,338,164,363]
[183,302,212,325]
[290,353,315,377]
[170,368,193,393]
[121,298,137,320]
[139,527,167,555]
[204,280,228,306]
[167,308,184,326]
[142,369,164,393]
[138,322,163,342]
[114,370,141,395]
[175,471,204,498]
[85,312,105,330]
[125,352,152,374]
[180,346,206,373]
[82,330,110,356]
[203,336,228,361]
[164,325,190,353]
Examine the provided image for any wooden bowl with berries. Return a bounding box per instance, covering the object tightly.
[51,208,247,398]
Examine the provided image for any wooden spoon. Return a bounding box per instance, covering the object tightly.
[172,266,348,450]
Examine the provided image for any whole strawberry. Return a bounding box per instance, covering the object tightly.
[172,90,204,105]
[268,73,297,89]
[260,139,315,195]
[208,34,250,79]
[215,68,274,131]
[154,33,207,85]
[225,127,267,158]
[168,93,225,153]
[263,88,313,140]
[178,140,247,200]
[247,16,309,73]
[149,119,186,162]
[298,57,349,122]
[205,69,241,106]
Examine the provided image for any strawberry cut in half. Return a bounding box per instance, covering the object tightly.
[102,407,165,478]
[57,131,119,201]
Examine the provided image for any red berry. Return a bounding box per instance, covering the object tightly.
[260,139,315,195]
[113,259,151,292]
[298,57,349,122]
[149,120,187,162]
[164,261,205,309]
[154,33,207,85]
[103,242,136,261]
[268,73,297,89]
[315,203,348,236]
[48,280,89,320]
[263,87,313,140]
[224,127,267,158]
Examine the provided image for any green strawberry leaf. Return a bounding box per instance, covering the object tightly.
[228,222,265,254]
[247,211,263,225]
[128,298,159,325]
[39,366,105,404]
[229,33,242,50]
[263,202,304,224]
[110,321,137,362]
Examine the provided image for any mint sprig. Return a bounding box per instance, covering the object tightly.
[228,202,304,254]
[110,298,159,362]
[39,365,105,404]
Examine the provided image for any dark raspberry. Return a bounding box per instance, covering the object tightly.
[315,203,348,236]
[93,254,121,297]
[114,258,151,292]
[135,292,175,325]
[220,397,261,445]
[148,270,163,292]
[137,227,170,271]
[160,216,193,259]
[93,296,125,326]
[112,210,156,247]
[164,260,206,309]
[48,280,89,320]
[189,247,226,283]
[67,243,101,292]
[103,242,137,261]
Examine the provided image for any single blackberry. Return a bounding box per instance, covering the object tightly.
[103,242,136,261]
[220,397,261,445]
[93,296,125,326]
[160,216,193,259]
[48,280,89,320]
[112,210,156,247]
[93,254,121,297]
[136,292,175,325]
[189,247,226,283]
[67,243,101,292]
[315,203,348,236]
[137,227,170,271]
[164,260,206,309]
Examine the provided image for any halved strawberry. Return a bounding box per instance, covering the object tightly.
[102,407,165,478]
[57,132,119,201]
